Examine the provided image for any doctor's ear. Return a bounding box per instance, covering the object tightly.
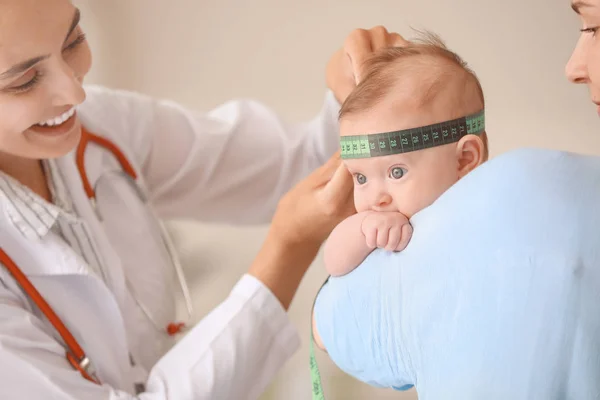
[455,133,487,178]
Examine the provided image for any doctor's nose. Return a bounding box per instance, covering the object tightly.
[50,59,87,107]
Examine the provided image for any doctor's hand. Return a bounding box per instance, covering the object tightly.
[271,150,356,247]
[249,151,355,309]
[327,26,408,104]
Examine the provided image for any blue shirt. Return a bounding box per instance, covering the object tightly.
[315,148,600,399]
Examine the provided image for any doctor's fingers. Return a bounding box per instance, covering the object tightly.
[313,150,342,182]
[389,32,409,47]
[318,162,355,218]
[344,27,408,83]
[312,150,352,190]
[327,161,354,193]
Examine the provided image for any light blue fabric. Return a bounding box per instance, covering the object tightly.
[314,148,600,399]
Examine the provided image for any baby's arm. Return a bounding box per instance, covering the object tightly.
[324,212,373,276]
[317,211,412,351]
[324,211,413,277]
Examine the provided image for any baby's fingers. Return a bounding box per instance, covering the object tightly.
[385,226,402,252]
[395,223,413,251]
[364,227,377,249]
[376,226,391,249]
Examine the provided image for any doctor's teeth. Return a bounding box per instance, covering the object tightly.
[37,107,76,127]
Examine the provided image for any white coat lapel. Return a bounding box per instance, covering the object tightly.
[54,150,129,311]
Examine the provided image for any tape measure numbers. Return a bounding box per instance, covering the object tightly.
[340,110,485,159]
[310,277,330,400]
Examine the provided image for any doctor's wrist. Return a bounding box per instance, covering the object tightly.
[248,231,321,310]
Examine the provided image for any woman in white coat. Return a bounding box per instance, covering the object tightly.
[0,0,405,398]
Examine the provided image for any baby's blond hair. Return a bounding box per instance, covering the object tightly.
[340,31,488,160]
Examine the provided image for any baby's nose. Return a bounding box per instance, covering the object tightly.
[372,192,393,210]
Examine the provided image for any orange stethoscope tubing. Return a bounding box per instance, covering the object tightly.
[0,127,193,384]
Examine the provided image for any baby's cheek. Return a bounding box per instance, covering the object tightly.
[417,179,457,211]
[353,190,370,213]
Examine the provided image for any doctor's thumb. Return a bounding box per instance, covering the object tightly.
[321,162,355,214]
[314,151,342,181]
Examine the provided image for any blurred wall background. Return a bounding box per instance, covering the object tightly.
[74,1,597,398]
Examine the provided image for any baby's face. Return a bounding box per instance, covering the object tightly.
[340,96,466,218]
[345,145,458,218]
[343,147,458,218]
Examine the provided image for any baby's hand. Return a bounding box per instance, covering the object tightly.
[361,211,413,252]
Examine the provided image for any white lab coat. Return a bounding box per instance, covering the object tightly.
[0,85,341,399]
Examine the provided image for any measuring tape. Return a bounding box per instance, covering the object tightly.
[310,330,326,400]
[340,110,485,159]
[310,277,330,400]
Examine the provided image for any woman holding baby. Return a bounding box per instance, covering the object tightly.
[313,1,600,399]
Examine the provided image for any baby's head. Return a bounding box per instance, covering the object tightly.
[339,32,488,218]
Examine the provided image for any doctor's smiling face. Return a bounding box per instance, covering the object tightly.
[0,0,91,161]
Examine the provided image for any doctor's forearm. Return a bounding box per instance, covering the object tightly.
[248,232,321,310]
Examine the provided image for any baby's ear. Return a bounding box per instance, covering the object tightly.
[456,134,486,178]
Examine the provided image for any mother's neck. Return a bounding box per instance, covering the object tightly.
[0,152,52,202]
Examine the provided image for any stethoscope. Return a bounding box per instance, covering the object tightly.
[0,127,194,385]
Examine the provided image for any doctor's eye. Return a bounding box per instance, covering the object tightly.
[63,32,87,53]
[389,167,406,180]
[4,70,43,94]
[354,173,367,185]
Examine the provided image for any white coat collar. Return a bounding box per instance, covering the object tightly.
[0,151,106,279]
[0,160,77,241]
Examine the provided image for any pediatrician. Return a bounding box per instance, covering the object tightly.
[0,0,408,399]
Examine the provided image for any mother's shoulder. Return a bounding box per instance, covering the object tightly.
[438,147,600,209]
[468,147,600,188]
[409,147,600,253]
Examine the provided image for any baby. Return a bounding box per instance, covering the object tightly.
[310,33,600,399]
[323,33,489,278]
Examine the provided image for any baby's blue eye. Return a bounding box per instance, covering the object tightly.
[355,174,367,185]
[389,167,406,180]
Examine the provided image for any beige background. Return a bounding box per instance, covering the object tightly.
[75,0,597,399]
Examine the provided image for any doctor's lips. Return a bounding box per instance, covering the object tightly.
[37,107,76,127]
[29,106,78,136]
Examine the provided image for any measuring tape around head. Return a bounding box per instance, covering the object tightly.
[310,277,330,400]
[340,110,485,159]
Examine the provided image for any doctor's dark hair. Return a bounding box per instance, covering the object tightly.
[339,30,488,160]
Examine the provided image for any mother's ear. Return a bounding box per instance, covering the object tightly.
[456,133,487,178]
